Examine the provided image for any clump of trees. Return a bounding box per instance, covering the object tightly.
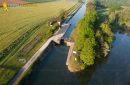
[97,0,130,29]
[72,0,113,69]
[59,9,68,22]
[96,21,113,57]
[97,0,130,10]
[73,0,97,68]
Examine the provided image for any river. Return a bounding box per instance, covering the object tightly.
[22,1,130,85]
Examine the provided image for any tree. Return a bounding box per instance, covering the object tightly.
[80,39,95,66]
[73,0,97,68]
[59,9,67,22]
[100,22,113,45]
[102,42,110,57]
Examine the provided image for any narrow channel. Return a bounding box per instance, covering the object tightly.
[22,2,86,85]
[22,1,130,85]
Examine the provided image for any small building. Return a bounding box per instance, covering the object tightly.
[50,17,61,26]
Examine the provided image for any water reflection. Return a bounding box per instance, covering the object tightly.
[76,57,109,85]
[63,2,86,39]
[21,0,130,84]
[76,32,130,85]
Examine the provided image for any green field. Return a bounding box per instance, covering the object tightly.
[0,0,76,51]
[0,0,77,84]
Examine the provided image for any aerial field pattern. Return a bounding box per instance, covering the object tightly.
[0,0,77,84]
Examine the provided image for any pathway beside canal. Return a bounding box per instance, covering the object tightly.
[9,24,70,85]
[12,2,86,85]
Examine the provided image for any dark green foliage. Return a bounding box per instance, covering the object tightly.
[80,39,95,66]
[59,9,68,22]
[74,0,97,67]
[73,0,114,68]
[108,12,126,32]
[99,22,113,57]
[97,0,130,31]
[50,23,60,33]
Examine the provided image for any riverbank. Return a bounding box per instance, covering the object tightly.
[9,24,70,85]
[9,2,84,84]
[68,0,130,73]
[15,0,130,85]
[15,1,86,85]
[65,2,83,23]
[0,1,79,84]
[69,0,114,72]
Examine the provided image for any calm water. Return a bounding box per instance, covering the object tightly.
[77,32,130,85]
[63,2,86,38]
[23,2,130,85]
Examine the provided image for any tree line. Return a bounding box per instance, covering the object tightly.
[72,0,113,69]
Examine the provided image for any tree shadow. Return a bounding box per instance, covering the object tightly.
[110,13,126,33]
[75,57,109,85]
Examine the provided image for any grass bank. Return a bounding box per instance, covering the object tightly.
[0,0,78,84]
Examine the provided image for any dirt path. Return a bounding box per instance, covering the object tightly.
[9,24,70,85]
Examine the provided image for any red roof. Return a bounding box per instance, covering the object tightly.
[0,0,27,6]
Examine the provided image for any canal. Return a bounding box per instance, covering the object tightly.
[22,1,130,85]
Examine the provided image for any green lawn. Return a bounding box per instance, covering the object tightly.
[0,0,77,84]
[0,0,76,51]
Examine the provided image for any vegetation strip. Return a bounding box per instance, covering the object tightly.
[70,0,114,71]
